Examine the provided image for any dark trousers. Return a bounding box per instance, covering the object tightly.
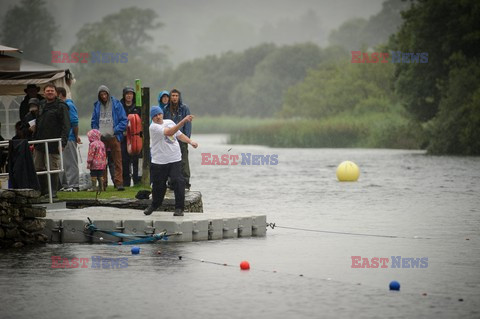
[179,141,190,187]
[151,161,185,210]
[121,139,139,186]
[103,150,115,189]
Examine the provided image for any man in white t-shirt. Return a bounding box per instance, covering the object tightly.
[144,106,198,216]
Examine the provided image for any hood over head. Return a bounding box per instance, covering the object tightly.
[157,90,170,103]
[157,90,170,108]
[170,88,182,106]
[123,86,135,99]
[97,85,110,101]
[88,129,102,143]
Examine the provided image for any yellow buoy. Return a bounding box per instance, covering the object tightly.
[336,161,360,182]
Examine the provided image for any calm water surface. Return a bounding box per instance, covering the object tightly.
[1,134,479,318]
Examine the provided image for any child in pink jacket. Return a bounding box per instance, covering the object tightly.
[87,129,106,192]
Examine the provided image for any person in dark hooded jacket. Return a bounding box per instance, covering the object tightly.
[120,86,141,186]
[91,85,128,191]
[163,88,192,189]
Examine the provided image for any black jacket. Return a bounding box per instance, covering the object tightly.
[34,98,70,154]
[121,99,141,117]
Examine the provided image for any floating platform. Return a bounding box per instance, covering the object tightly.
[41,206,267,244]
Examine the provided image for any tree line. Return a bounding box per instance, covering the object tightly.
[2,0,479,154]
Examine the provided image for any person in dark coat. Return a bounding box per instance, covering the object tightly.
[19,84,44,121]
[12,121,26,140]
[8,139,40,190]
[164,88,192,190]
[33,83,70,197]
[120,86,141,186]
[22,98,40,140]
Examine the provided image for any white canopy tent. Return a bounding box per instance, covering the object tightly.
[0,45,74,138]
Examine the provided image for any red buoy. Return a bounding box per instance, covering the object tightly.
[240,261,250,270]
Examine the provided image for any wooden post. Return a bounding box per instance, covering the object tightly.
[141,87,150,186]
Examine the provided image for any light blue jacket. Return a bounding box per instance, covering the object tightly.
[65,98,78,141]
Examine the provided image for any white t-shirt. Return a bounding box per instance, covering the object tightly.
[150,119,182,164]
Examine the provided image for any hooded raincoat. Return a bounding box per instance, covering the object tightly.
[91,85,128,142]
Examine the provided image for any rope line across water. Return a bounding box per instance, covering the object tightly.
[266,223,431,239]
[175,255,471,301]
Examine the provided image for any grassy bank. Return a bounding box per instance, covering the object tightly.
[79,114,425,149]
[229,113,425,149]
[57,185,150,200]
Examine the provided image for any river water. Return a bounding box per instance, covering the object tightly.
[1,134,479,318]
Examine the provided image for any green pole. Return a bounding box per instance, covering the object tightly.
[135,79,142,107]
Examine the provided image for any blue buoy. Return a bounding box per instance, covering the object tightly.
[131,246,140,255]
[389,280,400,291]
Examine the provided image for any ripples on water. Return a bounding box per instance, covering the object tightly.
[1,134,479,318]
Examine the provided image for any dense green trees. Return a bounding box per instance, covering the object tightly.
[160,44,276,115]
[229,43,324,117]
[162,43,325,117]
[390,0,480,154]
[280,57,396,118]
[1,0,58,64]
[426,55,480,154]
[63,1,479,154]
[329,18,369,51]
[329,0,409,51]
[70,7,167,117]
[246,52,425,149]
[234,0,480,154]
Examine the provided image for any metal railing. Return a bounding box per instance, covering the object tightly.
[0,138,64,204]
